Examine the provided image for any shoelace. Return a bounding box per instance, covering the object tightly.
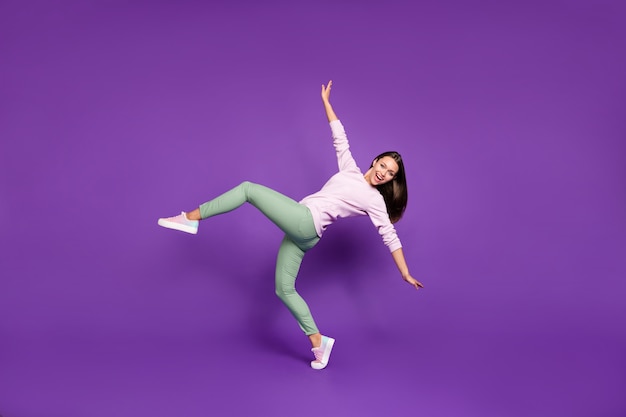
[312,347,324,362]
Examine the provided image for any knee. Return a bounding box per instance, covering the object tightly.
[239,180,251,193]
[240,180,259,190]
[275,287,284,300]
[275,284,295,301]
[239,181,256,198]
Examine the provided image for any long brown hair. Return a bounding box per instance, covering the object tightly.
[372,151,408,223]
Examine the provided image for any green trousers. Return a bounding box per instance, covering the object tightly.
[199,181,321,335]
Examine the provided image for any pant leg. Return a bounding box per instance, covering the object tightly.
[275,235,320,335]
[200,181,321,334]
[199,181,318,245]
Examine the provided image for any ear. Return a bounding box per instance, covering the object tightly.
[371,158,378,167]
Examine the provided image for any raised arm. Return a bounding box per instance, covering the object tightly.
[321,80,338,122]
[391,248,424,290]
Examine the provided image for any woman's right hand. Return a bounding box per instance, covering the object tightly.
[321,80,332,102]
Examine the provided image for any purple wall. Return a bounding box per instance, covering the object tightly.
[1,1,625,416]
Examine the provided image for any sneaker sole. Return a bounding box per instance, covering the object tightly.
[321,337,335,363]
[157,219,198,234]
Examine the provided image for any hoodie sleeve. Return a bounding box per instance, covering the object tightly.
[368,194,403,252]
[330,120,359,172]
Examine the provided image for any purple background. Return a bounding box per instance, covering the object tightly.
[1,1,625,416]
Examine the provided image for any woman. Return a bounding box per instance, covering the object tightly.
[158,81,423,370]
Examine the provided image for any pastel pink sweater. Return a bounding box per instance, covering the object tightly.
[300,120,402,253]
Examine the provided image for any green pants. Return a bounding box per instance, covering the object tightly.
[199,181,321,335]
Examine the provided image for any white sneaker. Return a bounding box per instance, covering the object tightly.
[157,212,199,234]
[311,335,335,370]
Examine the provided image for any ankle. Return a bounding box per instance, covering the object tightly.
[185,209,201,221]
[309,333,322,348]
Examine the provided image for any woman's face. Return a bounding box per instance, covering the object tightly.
[366,156,399,186]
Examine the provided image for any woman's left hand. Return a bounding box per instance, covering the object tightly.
[321,80,332,102]
[403,274,424,290]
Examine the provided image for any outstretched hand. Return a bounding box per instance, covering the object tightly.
[403,274,424,291]
[321,80,332,102]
